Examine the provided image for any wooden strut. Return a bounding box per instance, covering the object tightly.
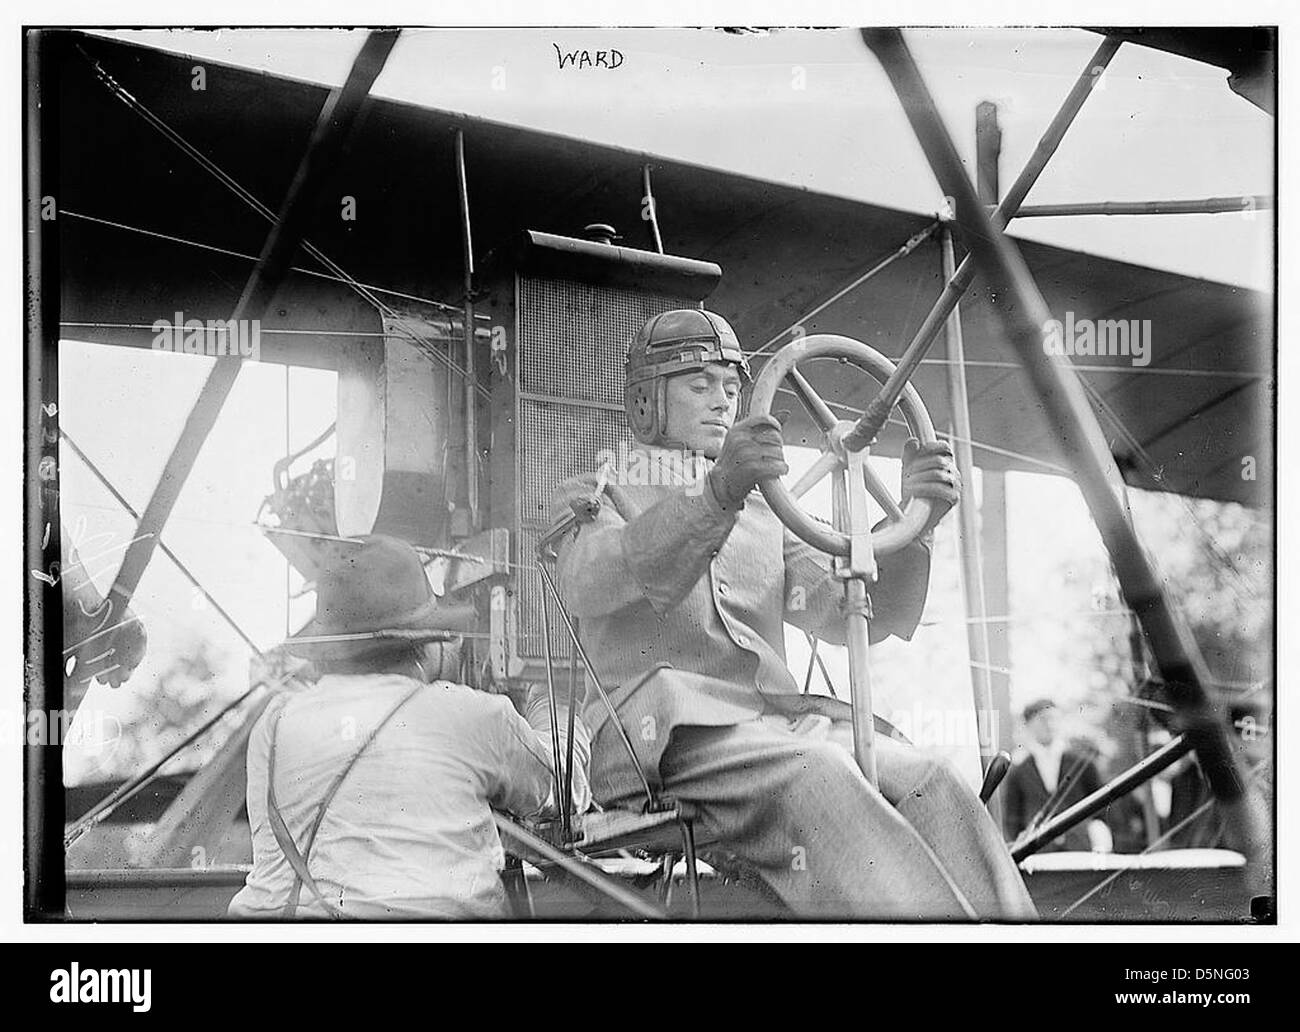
[939,226,998,775]
[454,129,479,530]
[26,28,65,918]
[1011,196,1273,218]
[103,30,401,624]
[843,35,1123,453]
[862,28,1269,875]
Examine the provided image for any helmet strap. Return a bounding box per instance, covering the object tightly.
[652,376,696,453]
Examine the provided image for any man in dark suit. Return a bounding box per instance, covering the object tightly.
[1004,699,1109,852]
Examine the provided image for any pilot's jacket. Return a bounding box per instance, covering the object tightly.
[549,447,929,782]
[549,445,1038,919]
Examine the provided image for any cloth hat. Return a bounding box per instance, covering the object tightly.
[280,534,474,660]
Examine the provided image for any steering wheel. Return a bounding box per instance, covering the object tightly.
[748,333,938,558]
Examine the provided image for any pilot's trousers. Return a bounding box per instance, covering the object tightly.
[592,713,1038,920]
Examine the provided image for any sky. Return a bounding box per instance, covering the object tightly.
[92,26,1275,289]
[57,27,1274,788]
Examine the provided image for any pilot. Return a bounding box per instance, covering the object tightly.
[229,534,588,919]
[549,309,1036,919]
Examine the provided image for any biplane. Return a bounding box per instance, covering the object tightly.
[26,26,1274,921]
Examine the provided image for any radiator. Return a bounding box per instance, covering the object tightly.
[514,275,692,660]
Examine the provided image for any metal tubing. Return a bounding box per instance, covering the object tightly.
[518,229,721,294]
[501,853,533,918]
[681,820,701,919]
[997,38,1123,216]
[863,29,1265,866]
[802,633,819,693]
[844,35,1121,452]
[536,560,656,808]
[940,227,997,774]
[1012,735,1191,861]
[455,129,479,528]
[642,164,665,253]
[564,627,579,828]
[537,572,569,841]
[1012,195,1273,217]
[832,438,878,784]
[975,101,1001,204]
[843,577,878,786]
[492,814,667,920]
[656,852,677,906]
[25,28,65,918]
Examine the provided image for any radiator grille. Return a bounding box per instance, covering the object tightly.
[518,401,629,525]
[515,275,692,660]
[518,277,687,405]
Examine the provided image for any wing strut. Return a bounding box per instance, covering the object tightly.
[862,29,1270,885]
[102,30,401,621]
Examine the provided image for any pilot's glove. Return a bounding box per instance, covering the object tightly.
[708,414,789,511]
[901,437,960,536]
